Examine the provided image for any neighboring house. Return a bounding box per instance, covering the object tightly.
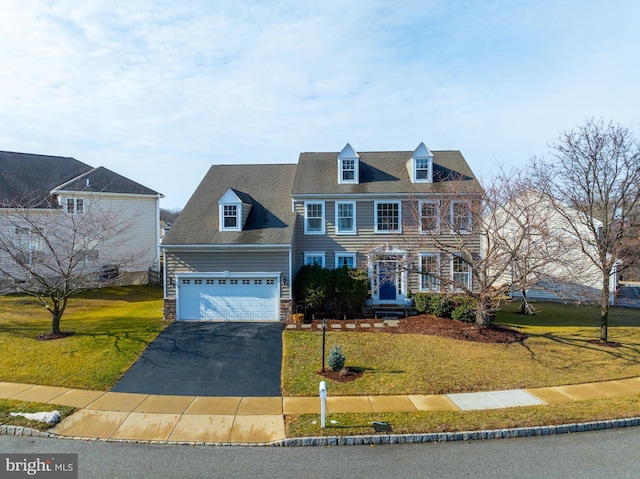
[0,151,163,285]
[161,143,483,321]
[489,190,617,303]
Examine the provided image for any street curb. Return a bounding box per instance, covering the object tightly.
[2,417,640,447]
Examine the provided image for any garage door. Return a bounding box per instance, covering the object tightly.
[177,277,279,321]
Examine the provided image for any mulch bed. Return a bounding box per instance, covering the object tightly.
[316,368,364,382]
[306,314,527,344]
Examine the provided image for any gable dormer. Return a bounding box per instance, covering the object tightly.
[407,142,433,183]
[337,143,360,184]
[218,188,252,232]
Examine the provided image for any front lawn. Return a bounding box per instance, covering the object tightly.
[0,285,166,390]
[282,302,640,396]
[286,394,640,437]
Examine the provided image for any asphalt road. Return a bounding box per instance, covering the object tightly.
[111,321,284,396]
[2,427,639,479]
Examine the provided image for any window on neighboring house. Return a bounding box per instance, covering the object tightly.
[82,249,99,263]
[419,253,440,292]
[304,202,325,234]
[340,159,355,182]
[14,227,43,266]
[66,198,84,214]
[335,202,356,234]
[335,252,356,269]
[223,205,238,229]
[451,201,472,233]
[375,201,401,233]
[451,255,471,291]
[415,157,431,181]
[304,252,325,267]
[419,200,440,233]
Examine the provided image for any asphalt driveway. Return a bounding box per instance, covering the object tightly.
[111,321,284,397]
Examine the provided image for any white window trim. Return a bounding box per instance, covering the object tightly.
[419,252,440,292]
[374,200,402,234]
[450,254,472,291]
[338,158,359,184]
[304,201,325,235]
[450,200,472,234]
[65,197,85,215]
[335,252,357,269]
[418,200,440,234]
[304,251,326,268]
[219,203,241,231]
[335,201,356,235]
[413,156,433,183]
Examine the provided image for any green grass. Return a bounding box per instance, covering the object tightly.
[0,285,166,390]
[0,399,75,430]
[282,302,640,396]
[285,394,640,437]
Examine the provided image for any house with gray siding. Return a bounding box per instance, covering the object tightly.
[0,151,162,286]
[161,143,483,321]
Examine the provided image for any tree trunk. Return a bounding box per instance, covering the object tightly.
[600,275,610,343]
[51,311,62,335]
[476,296,493,328]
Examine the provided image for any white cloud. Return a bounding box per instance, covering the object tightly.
[0,0,639,208]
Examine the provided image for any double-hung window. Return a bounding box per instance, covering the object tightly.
[335,252,356,269]
[304,202,325,234]
[451,200,472,233]
[415,158,431,181]
[375,201,401,233]
[451,255,471,291]
[419,253,440,292]
[304,252,325,267]
[335,201,356,234]
[66,198,84,214]
[223,205,238,229]
[14,227,43,266]
[340,159,355,182]
[419,200,439,233]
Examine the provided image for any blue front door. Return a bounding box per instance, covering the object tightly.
[378,262,397,301]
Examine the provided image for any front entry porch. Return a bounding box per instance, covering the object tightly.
[368,244,411,306]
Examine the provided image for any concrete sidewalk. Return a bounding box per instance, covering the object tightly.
[2,378,640,444]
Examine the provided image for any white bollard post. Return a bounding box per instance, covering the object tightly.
[319,380,327,428]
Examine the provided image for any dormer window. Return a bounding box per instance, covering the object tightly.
[337,143,360,184]
[223,205,238,229]
[341,159,355,182]
[409,142,433,183]
[218,188,252,232]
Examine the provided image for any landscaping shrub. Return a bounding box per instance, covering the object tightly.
[430,294,457,319]
[451,295,478,322]
[328,345,346,372]
[332,267,369,313]
[293,265,333,312]
[414,292,433,314]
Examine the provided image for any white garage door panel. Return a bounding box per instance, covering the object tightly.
[178,277,279,321]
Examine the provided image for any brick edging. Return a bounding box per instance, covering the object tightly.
[2,418,640,447]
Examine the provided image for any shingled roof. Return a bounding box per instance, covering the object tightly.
[162,164,297,246]
[292,150,483,196]
[0,151,160,208]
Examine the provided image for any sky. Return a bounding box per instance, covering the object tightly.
[1,1,639,210]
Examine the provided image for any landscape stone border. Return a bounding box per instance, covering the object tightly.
[2,417,639,447]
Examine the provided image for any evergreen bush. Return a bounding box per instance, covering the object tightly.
[451,295,478,322]
[328,345,346,372]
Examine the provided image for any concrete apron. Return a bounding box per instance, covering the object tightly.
[2,378,640,444]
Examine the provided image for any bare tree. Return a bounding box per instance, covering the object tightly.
[0,197,144,336]
[397,167,586,327]
[532,118,640,342]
